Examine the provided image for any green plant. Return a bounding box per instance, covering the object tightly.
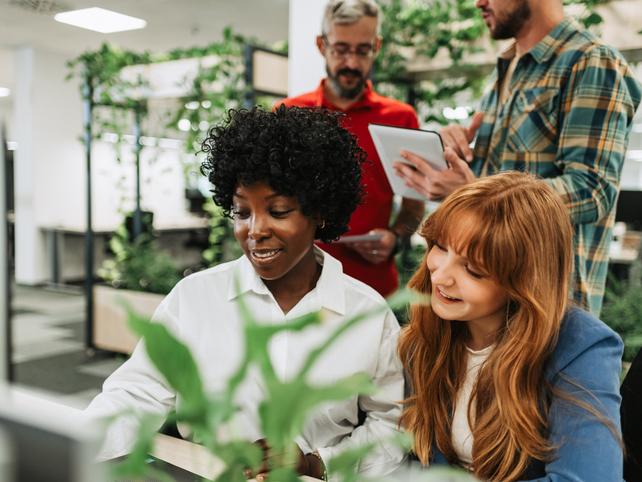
[376,0,605,125]
[601,262,642,362]
[105,290,481,482]
[98,222,181,295]
[202,198,242,267]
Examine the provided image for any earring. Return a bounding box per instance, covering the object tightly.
[319,220,326,230]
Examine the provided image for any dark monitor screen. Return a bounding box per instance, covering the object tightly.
[615,190,642,230]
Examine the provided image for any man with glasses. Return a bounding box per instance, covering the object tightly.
[279,0,424,298]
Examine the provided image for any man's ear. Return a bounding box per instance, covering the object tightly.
[374,36,383,54]
[316,35,325,55]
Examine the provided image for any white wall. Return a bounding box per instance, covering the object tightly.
[288,0,326,96]
[11,47,196,284]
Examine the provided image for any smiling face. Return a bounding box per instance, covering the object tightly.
[318,16,381,100]
[425,218,509,335]
[232,182,319,283]
[475,0,532,40]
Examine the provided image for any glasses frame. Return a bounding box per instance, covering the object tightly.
[321,36,378,60]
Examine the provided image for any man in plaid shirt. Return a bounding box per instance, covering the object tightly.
[395,0,641,315]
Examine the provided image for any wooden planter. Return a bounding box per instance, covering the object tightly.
[93,285,164,354]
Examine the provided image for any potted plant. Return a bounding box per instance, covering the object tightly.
[94,215,182,354]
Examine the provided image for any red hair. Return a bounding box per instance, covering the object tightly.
[399,172,573,480]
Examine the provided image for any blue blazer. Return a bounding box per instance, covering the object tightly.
[429,307,624,481]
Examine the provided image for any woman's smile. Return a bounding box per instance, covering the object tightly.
[434,286,462,304]
[250,248,284,263]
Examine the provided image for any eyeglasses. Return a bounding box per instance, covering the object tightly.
[322,36,376,59]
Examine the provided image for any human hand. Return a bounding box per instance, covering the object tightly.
[439,111,484,162]
[349,228,397,264]
[246,439,319,480]
[393,147,475,200]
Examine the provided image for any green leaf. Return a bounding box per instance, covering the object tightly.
[582,11,603,27]
[266,466,300,482]
[326,443,375,482]
[126,308,208,418]
[109,414,169,481]
[259,373,375,451]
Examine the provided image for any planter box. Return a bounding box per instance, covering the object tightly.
[93,285,164,354]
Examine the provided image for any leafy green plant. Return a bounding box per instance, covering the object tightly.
[202,197,242,267]
[106,290,455,482]
[97,222,181,295]
[376,0,606,125]
[601,262,642,362]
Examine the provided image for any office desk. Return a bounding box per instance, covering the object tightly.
[151,433,321,482]
[41,217,209,286]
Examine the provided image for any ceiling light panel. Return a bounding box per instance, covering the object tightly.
[54,7,146,33]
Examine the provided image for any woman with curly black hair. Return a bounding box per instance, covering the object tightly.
[85,106,406,480]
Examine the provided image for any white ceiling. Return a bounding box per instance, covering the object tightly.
[0,0,290,57]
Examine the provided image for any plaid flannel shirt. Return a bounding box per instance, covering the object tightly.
[472,18,641,315]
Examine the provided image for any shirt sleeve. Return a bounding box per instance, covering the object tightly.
[83,293,179,460]
[315,309,406,481]
[522,328,624,481]
[545,46,641,225]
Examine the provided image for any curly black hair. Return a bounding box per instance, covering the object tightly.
[201,105,365,242]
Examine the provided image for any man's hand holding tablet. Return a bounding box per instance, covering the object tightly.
[394,147,476,201]
[390,113,483,200]
[368,123,448,201]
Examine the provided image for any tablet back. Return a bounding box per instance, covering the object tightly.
[368,123,446,200]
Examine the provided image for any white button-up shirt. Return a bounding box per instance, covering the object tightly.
[85,247,405,478]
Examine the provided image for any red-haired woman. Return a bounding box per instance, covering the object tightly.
[399,172,623,481]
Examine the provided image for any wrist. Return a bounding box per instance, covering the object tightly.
[389,228,404,257]
[306,451,327,480]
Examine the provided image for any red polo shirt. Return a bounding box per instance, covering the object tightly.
[279,80,419,297]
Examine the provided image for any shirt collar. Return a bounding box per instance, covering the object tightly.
[227,246,346,315]
[314,79,375,112]
[499,17,579,64]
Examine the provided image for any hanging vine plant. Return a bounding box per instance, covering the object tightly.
[375,0,606,125]
[65,27,275,274]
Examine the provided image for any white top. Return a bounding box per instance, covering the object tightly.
[451,344,493,467]
[84,247,405,479]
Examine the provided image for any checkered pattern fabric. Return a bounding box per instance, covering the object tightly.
[472,18,641,315]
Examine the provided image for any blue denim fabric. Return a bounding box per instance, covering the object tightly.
[428,307,624,481]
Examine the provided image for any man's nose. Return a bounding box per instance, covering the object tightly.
[343,53,362,69]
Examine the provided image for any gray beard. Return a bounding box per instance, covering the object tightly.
[326,66,368,100]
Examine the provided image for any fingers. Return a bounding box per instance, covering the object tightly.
[393,161,432,199]
[444,147,475,185]
[344,229,395,264]
[398,150,437,176]
[439,125,472,161]
[466,111,484,141]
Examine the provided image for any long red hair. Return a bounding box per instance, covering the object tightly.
[399,172,573,480]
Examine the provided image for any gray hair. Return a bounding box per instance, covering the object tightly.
[321,0,381,36]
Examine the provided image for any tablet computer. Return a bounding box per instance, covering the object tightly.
[336,233,383,244]
[368,123,446,200]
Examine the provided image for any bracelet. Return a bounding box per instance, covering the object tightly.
[309,450,328,481]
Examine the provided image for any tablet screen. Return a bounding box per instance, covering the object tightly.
[368,123,446,200]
